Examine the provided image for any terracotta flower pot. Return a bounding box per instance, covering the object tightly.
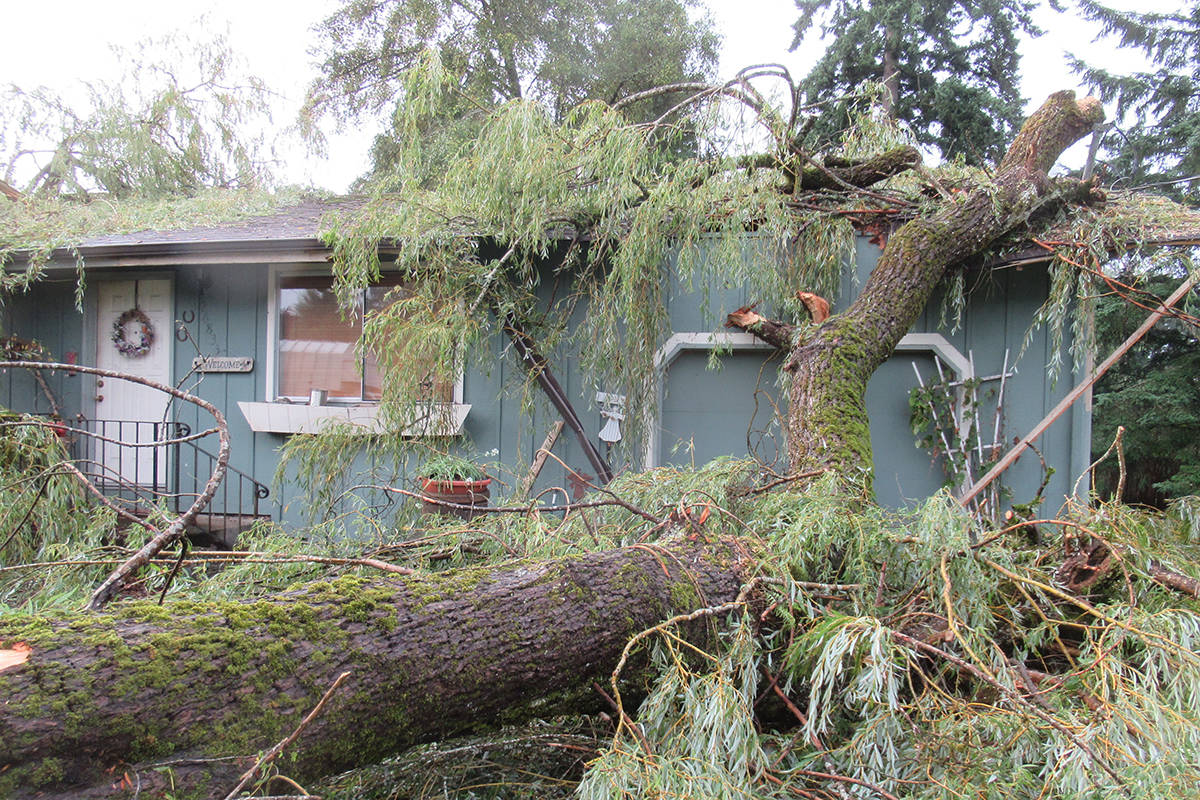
[419,477,491,520]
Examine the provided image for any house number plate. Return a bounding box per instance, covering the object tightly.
[192,356,254,373]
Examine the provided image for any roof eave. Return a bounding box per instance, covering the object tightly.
[10,238,400,270]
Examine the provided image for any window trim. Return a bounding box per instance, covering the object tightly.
[644,331,971,469]
[240,264,468,436]
[263,264,464,406]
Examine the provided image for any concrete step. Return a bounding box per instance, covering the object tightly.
[186,513,271,549]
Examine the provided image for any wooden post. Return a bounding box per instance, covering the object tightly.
[516,420,565,500]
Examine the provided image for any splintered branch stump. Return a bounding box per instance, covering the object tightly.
[0,537,747,799]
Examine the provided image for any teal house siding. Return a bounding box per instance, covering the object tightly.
[1,278,86,418]
[169,264,278,518]
[1,203,1092,533]
[652,235,1090,509]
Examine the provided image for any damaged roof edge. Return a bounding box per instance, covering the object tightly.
[38,238,334,268]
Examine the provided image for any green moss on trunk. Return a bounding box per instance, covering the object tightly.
[0,537,746,799]
[783,92,1105,486]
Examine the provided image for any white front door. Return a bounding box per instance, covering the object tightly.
[94,279,173,488]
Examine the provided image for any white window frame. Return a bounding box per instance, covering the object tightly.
[644,331,971,469]
[238,264,468,435]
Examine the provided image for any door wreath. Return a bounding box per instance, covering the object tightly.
[111,309,155,357]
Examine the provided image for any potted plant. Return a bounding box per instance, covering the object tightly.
[417,452,491,520]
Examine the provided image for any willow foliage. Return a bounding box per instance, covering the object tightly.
[1024,193,1200,379]
[271,456,1200,800]
[5,418,1200,800]
[313,58,884,483]
[572,473,1200,800]
[1,32,277,201]
[0,418,94,568]
[0,186,310,306]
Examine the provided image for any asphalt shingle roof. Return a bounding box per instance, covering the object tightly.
[77,198,364,249]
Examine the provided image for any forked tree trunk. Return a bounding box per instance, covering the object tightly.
[0,537,748,799]
[782,92,1105,481]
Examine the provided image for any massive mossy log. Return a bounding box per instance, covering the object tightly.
[730,91,1106,483]
[0,537,749,799]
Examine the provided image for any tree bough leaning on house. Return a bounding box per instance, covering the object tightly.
[5,66,1200,798]
[311,62,1199,495]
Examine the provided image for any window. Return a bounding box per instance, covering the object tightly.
[240,267,468,435]
[273,272,455,404]
[276,274,393,401]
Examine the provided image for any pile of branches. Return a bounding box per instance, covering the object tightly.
[3,450,1200,799]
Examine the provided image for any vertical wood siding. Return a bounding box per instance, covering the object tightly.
[0,239,1090,530]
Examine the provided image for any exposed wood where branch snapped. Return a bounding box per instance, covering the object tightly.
[725,305,796,351]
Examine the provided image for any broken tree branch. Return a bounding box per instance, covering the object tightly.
[797,146,921,191]
[501,315,614,484]
[0,536,745,798]
[725,305,796,351]
[0,361,231,610]
[516,419,565,500]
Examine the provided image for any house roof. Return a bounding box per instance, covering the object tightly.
[39,197,371,269]
[42,190,1200,273]
[81,198,354,247]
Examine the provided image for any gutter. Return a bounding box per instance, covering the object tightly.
[8,239,405,271]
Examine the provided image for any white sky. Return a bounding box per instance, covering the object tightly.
[0,0,1173,192]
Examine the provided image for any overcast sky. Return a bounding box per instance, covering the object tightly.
[0,0,1172,192]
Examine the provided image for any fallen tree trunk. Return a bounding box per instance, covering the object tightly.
[0,536,749,798]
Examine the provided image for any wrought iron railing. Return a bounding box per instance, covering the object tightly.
[65,418,270,535]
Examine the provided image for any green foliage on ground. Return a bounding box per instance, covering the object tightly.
[0,414,116,611]
[6,444,1200,800]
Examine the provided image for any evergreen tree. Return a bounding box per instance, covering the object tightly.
[1091,260,1200,506]
[1069,0,1200,200]
[1073,2,1200,504]
[790,0,1038,164]
[304,0,719,181]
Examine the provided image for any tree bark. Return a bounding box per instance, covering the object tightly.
[741,146,920,192]
[782,91,1105,482]
[0,537,749,799]
[0,91,1112,800]
[881,28,900,117]
[797,146,920,191]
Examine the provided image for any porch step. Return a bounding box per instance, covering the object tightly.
[186,513,272,549]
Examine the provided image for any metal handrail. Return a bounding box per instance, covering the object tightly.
[64,417,270,523]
